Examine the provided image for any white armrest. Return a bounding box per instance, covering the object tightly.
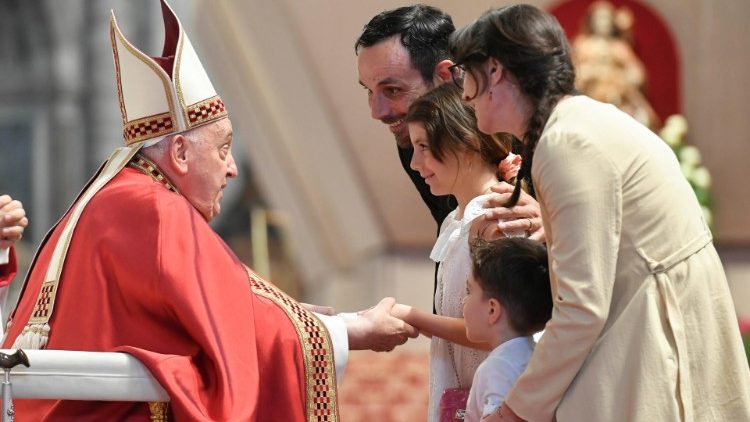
[0,349,169,402]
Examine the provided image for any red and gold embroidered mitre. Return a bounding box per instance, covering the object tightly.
[110,0,228,146]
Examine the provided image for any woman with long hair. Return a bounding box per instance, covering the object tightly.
[450,4,750,421]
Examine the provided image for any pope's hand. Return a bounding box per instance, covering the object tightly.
[346,297,419,351]
[0,195,28,249]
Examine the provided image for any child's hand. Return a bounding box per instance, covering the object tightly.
[390,303,412,321]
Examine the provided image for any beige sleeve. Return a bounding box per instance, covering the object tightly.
[504,133,623,421]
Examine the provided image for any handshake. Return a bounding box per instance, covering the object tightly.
[305,298,419,352]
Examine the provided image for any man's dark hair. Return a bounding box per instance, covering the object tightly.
[355,4,455,84]
[471,237,552,335]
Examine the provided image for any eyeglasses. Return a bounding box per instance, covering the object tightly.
[448,63,466,89]
[449,53,488,90]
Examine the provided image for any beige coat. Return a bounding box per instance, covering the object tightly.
[505,96,750,421]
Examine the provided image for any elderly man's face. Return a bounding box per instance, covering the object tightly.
[181,118,238,222]
[357,35,432,147]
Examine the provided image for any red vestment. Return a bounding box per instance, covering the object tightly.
[3,167,338,421]
[0,246,16,287]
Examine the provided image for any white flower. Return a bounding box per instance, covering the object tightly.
[665,115,688,136]
[660,127,680,148]
[679,146,702,167]
[660,115,688,148]
[691,166,712,189]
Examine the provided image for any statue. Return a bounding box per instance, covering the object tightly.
[572,1,660,130]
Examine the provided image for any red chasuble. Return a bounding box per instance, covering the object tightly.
[3,167,338,421]
[0,246,16,287]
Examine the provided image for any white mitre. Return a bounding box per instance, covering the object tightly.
[110,0,228,146]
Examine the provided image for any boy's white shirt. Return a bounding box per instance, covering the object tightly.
[465,336,536,422]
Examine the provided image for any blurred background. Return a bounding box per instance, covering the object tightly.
[1,0,748,419]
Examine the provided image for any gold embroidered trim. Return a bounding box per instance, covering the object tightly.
[174,25,187,127]
[129,154,179,194]
[30,282,56,321]
[186,96,228,128]
[110,24,128,125]
[123,113,174,145]
[245,268,339,422]
[148,402,169,421]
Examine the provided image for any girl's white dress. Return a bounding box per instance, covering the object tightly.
[427,194,491,422]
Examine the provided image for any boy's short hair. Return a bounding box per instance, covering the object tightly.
[470,237,552,335]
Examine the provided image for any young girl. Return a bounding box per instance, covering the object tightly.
[391,83,518,422]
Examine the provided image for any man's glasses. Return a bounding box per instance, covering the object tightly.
[448,63,466,89]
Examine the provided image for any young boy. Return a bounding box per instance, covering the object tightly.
[462,237,552,421]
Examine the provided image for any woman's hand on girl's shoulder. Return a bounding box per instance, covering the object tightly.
[484,184,546,242]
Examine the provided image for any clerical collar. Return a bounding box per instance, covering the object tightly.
[128,154,179,194]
